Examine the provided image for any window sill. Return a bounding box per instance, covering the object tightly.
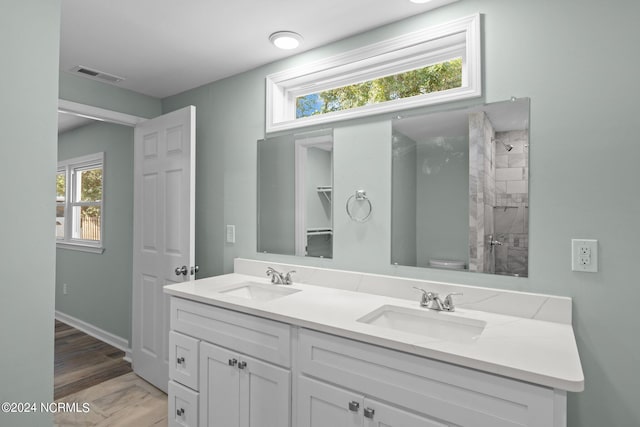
[56,242,105,254]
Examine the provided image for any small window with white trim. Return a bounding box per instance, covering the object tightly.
[266,14,481,133]
[56,152,105,253]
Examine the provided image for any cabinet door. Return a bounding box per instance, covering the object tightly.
[200,342,240,427]
[239,354,291,427]
[363,397,449,427]
[297,376,362,427]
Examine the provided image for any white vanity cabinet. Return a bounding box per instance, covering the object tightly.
[297,329,567,427]
[166,295,569,427]
[199,342,290,427]
[298,376,450,427]
[168,297,292,427]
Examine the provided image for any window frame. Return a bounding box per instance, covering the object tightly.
[56,152,105,253]
[266,13,481,133]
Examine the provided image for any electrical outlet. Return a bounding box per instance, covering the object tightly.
[226,225,236,244]
[572,239,598,272]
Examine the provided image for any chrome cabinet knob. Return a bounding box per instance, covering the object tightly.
[176,408,185,416]
[364,407,375,418]
[348,401,360,412]
[228,358,238,366]
[238,361,247,370]
[177,356,185,365]
[175,265,188,276]
[190,265,199,275]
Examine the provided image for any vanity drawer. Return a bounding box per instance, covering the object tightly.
[169,331,199,390]
[168,380,198,427]
[298,329,558,427]
[171,297,291,367]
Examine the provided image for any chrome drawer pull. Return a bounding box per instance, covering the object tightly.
[348,401,360,412]
[364,407,375,418]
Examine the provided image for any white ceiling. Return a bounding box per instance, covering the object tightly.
[59,0,457,99]
[58,111,94,134]
[393,98,530,141]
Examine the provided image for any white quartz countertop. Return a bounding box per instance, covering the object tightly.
[164,273,584,392]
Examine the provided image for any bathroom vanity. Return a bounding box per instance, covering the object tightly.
[164,259,583,427]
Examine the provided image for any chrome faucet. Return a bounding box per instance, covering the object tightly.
[266,267,296,285]
[413,287,462,312]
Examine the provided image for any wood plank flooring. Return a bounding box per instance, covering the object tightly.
[54,372,167,426]
[54,320,167,426]
[55,320,133,400]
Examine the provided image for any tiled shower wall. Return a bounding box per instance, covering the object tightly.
[493,130,529,276]
[468,112,495,273]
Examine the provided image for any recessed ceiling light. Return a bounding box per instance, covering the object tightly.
[269,31,303,50]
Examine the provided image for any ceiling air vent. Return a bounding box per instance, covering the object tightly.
[70,65,125,84]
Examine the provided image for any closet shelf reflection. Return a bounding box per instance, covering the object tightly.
[307,227,333,236]
[317,186,332,203]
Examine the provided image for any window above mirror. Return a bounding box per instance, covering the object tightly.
[266,14,481,133]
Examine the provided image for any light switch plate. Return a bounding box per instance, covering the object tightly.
[571,239,598,272]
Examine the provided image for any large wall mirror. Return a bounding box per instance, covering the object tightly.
[391,98,530,277]
[257,129,333,258]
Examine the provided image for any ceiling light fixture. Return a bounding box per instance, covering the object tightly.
[269,31,303,50]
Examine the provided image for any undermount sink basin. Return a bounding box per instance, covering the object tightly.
[357,305,486,342]
[220,282,301,301]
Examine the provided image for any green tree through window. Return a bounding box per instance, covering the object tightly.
[296,58,462,118]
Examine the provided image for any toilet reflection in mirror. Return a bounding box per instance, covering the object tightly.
[257,129,333,258]
[391,98,530,277]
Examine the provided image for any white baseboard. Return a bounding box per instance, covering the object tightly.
[55,310,132,361]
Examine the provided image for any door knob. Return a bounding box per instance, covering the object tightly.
[175,265,188,276]
[190,265,199,275]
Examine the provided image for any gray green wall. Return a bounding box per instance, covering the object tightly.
[162,1,640,425]
[57,122,134,343]
[391,132,417,266]
[0,0,60,425]
[415,135,469,267]
[60,72,162,119]
[257,134,295,255]
[55,61,162,344]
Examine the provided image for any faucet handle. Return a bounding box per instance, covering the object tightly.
[284,270,296,285]
[413,287,434,306]
[266,267,283,284]
[443,292,463,311]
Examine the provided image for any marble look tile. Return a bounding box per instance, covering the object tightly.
[495,154,508,168]
[508,153,526,167]
[507,180,528,194]
[496,167,523,181]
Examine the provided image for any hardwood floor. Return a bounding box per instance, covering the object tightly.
[54,372,168,426]
[54,320,167,426]
[54,320,133,400]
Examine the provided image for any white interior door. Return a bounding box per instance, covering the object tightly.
[132,106,196,392]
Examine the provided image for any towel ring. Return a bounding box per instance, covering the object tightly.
[346,190,372,222]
